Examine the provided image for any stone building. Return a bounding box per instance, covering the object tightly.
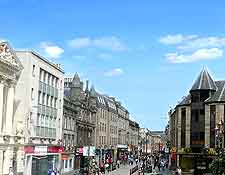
[169,68,225,171]
[64,74,97,147]
[116,102,130,146]
[61,96,78,175]
[128,120,139,151]
[0,42,23,175]
[104,96,118,148]
[93,91,110,148]
[15,50,64,175]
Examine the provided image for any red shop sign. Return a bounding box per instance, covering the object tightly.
[24,146,34,154]
[48,146,64,153]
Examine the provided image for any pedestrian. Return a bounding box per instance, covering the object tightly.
[135,157,138,165]
[117,159,120,168]
[157,161,161,171]
[177,167,182,175]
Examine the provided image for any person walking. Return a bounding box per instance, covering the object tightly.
[117,159,120,168]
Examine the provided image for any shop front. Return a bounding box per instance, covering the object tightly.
[117,144,128,164]
[24,145,64,175]
[61,153,76,175]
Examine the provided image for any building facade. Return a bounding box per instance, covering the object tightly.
[128,120,139,152]
[0,42,23,175]
[15,51,64,175]
[64,74,97,147]
[61,97,78,175]
[169,69,225,171]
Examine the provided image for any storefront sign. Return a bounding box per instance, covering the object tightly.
[24,146,64,154]
[34,146,47,154]
[61,154,69,160]
[89,146,96,156]
[83,146,89,156]
[117,144,128,149]
[24,146,34,153]
[48,146,64,153]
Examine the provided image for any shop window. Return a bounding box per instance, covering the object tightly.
[69,159,72,168]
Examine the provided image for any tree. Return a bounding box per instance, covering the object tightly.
[209,148,225,175]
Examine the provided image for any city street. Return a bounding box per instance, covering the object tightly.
[105,164,173,175]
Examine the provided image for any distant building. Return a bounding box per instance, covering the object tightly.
[128,120,139,151]
[64,74,97,147]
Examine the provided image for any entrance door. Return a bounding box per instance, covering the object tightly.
[31,155,56,175]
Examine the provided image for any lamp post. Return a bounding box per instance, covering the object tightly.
[215,120,224,149]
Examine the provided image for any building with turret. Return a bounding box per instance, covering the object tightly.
[169,68,225,173]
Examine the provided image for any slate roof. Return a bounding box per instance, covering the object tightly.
[190,69,217,91]
[205,81,225,103]
[177,95,191,106]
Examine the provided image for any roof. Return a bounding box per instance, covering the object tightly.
[190,69,217,91]
[205,81,225,103]
[177,95,191,106]
[16,50,64,73]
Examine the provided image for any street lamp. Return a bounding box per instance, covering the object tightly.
[215,120,224,148]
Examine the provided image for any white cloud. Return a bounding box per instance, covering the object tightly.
[104,68,124,77]
[68,37,91,49]
[178,36,225,50]
[93,36,127,51]
[159,34,197,45]
[40,42,64,58]
[68,36,127,51]
[166,48,223,63]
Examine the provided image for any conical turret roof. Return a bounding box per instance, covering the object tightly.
[72,73,81,87]
[190,68,217,91]
[90,85,97,97]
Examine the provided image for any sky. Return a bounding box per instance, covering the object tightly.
[1,0,225,130]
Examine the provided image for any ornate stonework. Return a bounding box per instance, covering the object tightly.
[0,42,23,71]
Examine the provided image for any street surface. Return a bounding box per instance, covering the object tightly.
[105,164,173,175]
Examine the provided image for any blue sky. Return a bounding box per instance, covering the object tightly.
[1,0,225,130]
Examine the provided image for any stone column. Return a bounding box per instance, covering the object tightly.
[3,147,13,175]
[205,104,210,148]
[5,83,15,135]
[0,80,4,133]
[0,149,3,175]
[186,106,191,148]
[177,107,181,149]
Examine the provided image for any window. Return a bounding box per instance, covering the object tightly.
[52,76,55,87]
[38,91,41,104]
[47,95,50,106]
[50,96,53,107]
[44,71,47,83]
[42,93,45,105]
[31,88,34,100]
[48,74,50,85]
[69,159,72,168]
[55,78,58,88]
[39,69,42,80]
[65,160,68,169]
[32,65,35,76]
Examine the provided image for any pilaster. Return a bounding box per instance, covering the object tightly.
[177,107,181,149]
[5,82,15,135]
[186,106,191,148]
[0,80,4,133]
[205,104,210,148]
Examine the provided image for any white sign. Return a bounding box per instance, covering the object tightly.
[34,146,47,154]
[89,146,96,156]
[117,144,128,149]
[83,146,89,156]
